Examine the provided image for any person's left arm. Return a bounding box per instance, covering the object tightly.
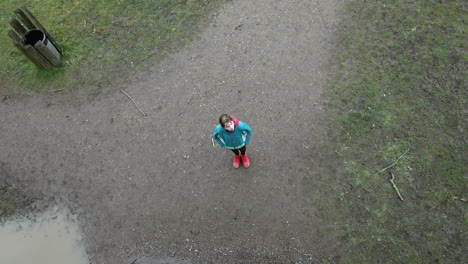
[239,121,252,144]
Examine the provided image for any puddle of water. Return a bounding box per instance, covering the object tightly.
[0,206,89,264]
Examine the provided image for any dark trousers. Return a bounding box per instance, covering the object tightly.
[231,146,246,156]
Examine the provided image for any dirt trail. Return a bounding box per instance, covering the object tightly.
[0,0,345,263]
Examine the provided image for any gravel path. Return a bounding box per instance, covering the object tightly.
[0,0,345,263]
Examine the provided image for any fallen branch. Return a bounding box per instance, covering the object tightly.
[121,90,147,116]
[389,171,404,201]
[374,149,409,176]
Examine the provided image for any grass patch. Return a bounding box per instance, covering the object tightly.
[0,183,34,221]
[0,0,223,94]
[312,0,467,263]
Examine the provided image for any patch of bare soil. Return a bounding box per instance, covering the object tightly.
[0,0,345,263]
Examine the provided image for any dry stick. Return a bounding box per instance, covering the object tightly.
[120,90,147,116]
[49,88,65,93]
[390,172,404,201]
[373,149,409,176]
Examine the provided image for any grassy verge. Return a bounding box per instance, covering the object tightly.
[312,0,467,263]
[0,0,223,94]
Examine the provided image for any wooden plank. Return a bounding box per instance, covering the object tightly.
[15,9,36,29]
[10,30,44,68]
[8,30,21,42]
[34,41,60,67]
[23,44,53,70]
[12,41,44,69]
[22,6,63,54]
[9,18,27,35]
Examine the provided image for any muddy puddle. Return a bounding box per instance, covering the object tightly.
[0,206,89,264]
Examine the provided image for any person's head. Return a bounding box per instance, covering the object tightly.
[219,114,234,131]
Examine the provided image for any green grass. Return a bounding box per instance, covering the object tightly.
[313,0,467,263]
[0,0,223,94]
[0,185,32,221]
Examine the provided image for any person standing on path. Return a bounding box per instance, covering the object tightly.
[212,114,252,168]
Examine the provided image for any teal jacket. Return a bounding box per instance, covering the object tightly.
[212,121,252,149]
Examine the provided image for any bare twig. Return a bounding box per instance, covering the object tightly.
[374,149,409,176]
[389,172,404,201]
[121,90,147,116]
[49,88,65,93]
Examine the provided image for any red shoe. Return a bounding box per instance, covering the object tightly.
[233,155,241,168]
[241,154,250,168]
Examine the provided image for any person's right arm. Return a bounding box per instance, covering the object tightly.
[212,126,226,147]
